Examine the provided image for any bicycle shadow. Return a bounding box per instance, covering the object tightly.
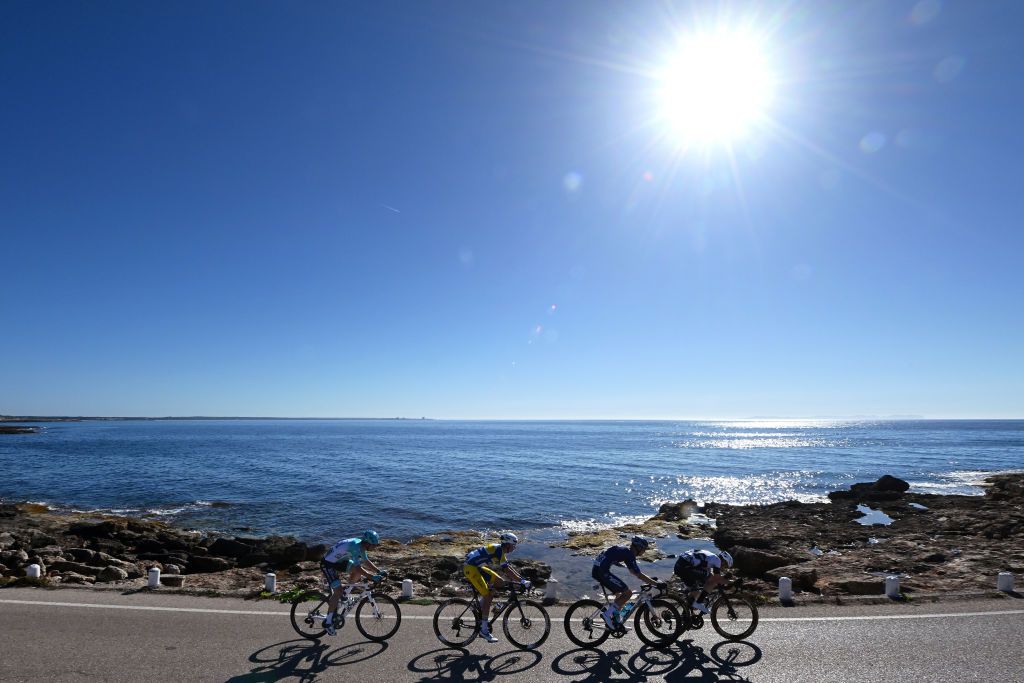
[551,640,762,682]
[407,646,543,681]
[225,637,389,682]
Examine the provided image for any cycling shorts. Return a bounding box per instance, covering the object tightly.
[321,559,353,590]
[464,564,500,596]
[592,566,627,594]
[673,564,709,590]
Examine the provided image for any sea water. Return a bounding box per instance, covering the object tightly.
[1,419,1021,543]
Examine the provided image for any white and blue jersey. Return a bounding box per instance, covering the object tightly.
[324,538,369,567]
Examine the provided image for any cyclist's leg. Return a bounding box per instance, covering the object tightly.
[324,560,350,614]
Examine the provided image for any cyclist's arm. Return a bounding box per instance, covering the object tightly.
[501,563,524,582]
[360,557,381,575]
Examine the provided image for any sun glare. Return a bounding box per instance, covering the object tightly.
[658,30,775,147]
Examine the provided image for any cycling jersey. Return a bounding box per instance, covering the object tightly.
[464,543,509,597]
[593,545,640,574]
[675,549,722,573]
[323,538,368,567]
[465,543,508,569]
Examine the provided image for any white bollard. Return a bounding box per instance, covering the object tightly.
[544,578,559,602]
[26,564,41,579]
[401,579,414,599]
[885,575,900,598]
[779,576,793,602]
[997,572,1015,592]
[264,573,276,593]
[148,567,161,588]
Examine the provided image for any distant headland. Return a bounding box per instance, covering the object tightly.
[0,416,431,423]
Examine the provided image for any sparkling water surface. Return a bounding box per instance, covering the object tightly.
[1,419,1021,543]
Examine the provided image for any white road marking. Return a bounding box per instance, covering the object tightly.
[0,599,428,618]
[1,598,1022,622]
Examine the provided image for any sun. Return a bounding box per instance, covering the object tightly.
[657,30,775,147]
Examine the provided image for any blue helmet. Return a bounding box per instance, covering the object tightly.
[631,536,650,552]
[362,530,380,545]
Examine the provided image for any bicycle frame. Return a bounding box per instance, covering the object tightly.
[315,579,382,626]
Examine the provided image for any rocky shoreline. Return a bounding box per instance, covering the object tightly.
[1,473,1021,602]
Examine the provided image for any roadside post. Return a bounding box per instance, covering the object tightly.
[778,576,793,602]
[264,573,276,593]
[885,575,900,598]
[26,564,40,579]
[401,579,414,599]
[148,567,161,588]
[997,572,1015,592]
[544,578,559,605]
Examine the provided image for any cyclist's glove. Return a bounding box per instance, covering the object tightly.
[520,580,532,590]
[371,573,383,582]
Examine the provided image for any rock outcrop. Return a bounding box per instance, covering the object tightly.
[707,473,1024,596]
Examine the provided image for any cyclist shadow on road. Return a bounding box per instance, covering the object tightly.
[225,637,389,682]
[551,640,762,682]
[407,647,543,681]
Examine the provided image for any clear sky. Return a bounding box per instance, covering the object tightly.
[2,1,1022,419]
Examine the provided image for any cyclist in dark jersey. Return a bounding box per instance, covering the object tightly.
[592,536,663,629]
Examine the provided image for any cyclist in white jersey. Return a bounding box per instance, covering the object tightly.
[320,530,383,635]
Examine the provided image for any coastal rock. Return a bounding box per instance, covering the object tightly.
[96,566,129,582]
[164,564,181,575]
[187,556,234,573]
[48,560,102,577]
[67,547,97,563]
[1,549,29,566]
[654,500,699,522]
[208,537,254,558]
[0,532,15,549]
[731,546,806,577]
[161,574,186,587]
[828,475,911,502]
[765,564,818,590]
[59,571,95,585]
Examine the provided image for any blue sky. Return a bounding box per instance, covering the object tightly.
[2,1,1022,418]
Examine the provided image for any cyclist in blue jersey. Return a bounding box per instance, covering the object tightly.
[592,536,663,629]
[320,530,383,636]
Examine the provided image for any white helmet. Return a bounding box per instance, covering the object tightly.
[500,532,519,547]
[718,550,734,568]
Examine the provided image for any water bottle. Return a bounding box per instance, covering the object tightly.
[619,601,636,620]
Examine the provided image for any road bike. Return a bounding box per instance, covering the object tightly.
[667,577,759,641]
[432,580,551,650]
[289,575,402,642]
[563,581,682,649]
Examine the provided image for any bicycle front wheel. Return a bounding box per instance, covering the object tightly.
[710,595,759,641]
[432,598,480,647]
[502,599,550,650]
[634,598,682,648]
[356,593,402,641]
[563,599,611,648]
[289,590,329,640]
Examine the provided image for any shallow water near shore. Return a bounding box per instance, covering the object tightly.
[1,419,1022,544]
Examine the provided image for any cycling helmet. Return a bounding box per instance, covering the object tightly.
[499,532,519,547]
[631,536,651,552]
[718,550,733,568]
[362,530,380,545]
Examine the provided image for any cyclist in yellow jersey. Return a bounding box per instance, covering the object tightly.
[463,532,530,643]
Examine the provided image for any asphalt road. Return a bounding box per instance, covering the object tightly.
[1,587,1022,682]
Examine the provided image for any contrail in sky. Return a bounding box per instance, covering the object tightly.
[380,204,401,213]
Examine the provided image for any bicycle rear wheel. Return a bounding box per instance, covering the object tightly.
[502,598,551,650]
[432,598,480,647]
[290,590,329,640]
[356,593,402,641]
[563,599,611,648]
[710,595,758,641]
[634,598,682,647]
